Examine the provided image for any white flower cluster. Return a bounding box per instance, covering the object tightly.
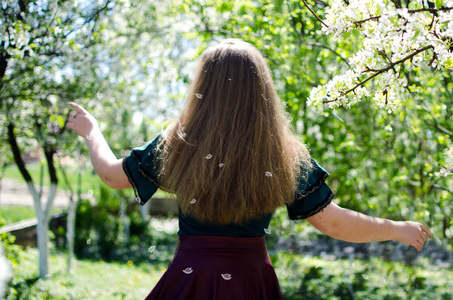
[309,0,453,112]
[2,15,32,59]
[308,70,369,109]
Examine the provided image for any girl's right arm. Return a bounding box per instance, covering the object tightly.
[66,102,132,190]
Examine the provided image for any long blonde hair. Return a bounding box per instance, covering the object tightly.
[158,39,310,225]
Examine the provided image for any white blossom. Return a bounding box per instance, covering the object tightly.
[310,0,453,111]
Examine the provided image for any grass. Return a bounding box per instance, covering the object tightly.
[3,245,452,300]
[0,206,64,226]
[4,248,168,300]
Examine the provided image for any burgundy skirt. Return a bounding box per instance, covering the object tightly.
[144,235,283,300]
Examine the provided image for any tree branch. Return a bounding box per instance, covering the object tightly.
[301,0,329,28]
[81,0,112,27]
[352,7,453,27]
[420,105,453,138]
[313,0,329,8]
[7,122,34,184]
[354,16,381,27]
[323,45,433,104]
[432,184,453,195]
[390,0,402,9]
[408,7,453,14]
[424,121,453,137]
[307,42,351,66]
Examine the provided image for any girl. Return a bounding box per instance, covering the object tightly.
[67,39,432,300]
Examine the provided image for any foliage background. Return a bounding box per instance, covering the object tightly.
[1,0,451,238]
[0,0,452,298]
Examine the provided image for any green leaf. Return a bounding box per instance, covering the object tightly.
[332,112,346,125]
[445,57,453,69]
[343,31,352,39]
[435,0,443,8]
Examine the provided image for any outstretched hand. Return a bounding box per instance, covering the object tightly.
[394,221,433,252]
[66,102,99,138]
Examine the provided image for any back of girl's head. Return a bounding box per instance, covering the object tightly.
[160,39,310,225]
[183,39,277,130]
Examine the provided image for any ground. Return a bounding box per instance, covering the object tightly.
[0,178,88,209]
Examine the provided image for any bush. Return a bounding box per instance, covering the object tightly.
[74,184,162,262]
[276,255,453,300]
[1,217,24,299]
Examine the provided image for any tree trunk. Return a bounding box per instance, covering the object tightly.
[40,148,58,277]
[0,52,9,93]
[66,198,77,273]
[0,164,6,206]
[35,210,50,277]
[120,196,130,245]
[27,181,50,278]
[58,162,77,273]
[7,123,59,278]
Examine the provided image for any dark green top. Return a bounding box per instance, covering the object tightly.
[122,135,334,237]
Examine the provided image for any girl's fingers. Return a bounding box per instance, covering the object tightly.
[417,238,424,246]
[420,224,433,239]
[68,115,79,123]
[68,102,85,113]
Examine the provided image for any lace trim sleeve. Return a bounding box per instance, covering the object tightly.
[122,157,146,205]
[294,171,329,201]
[287,158,334,220]
[130,150,160,187]
[288,191,334,220]
[122,135,162,206]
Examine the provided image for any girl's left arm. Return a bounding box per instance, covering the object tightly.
[307,201,432,251]
[66,102,132,190]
